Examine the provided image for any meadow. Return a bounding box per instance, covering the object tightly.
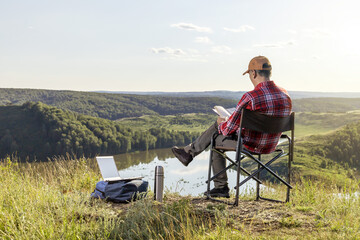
[118,111,360,137]
[0,156,359,239]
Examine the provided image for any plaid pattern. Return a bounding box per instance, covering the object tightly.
[218,81,292,154]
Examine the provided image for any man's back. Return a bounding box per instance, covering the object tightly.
[219,80,292,154]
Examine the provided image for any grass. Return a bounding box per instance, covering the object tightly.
[117,113,218,133]
[0,156,359,239]
[117,112,360,138]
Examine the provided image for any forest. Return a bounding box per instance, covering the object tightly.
[0,102,199,161]
[0,88,236,120]
[2,88,360,121]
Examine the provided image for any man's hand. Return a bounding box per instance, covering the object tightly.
[217,116,226,125]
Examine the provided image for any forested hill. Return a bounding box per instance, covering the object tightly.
[0,88,236,120]
[2,89,360,120]
[323,121,360,169]
[0,102,199,161]
[297,120,360,174]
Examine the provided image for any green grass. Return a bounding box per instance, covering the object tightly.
[0,156,359,239]
[295,112,360,137]
[117,112,360,138]
[117,113,217,133]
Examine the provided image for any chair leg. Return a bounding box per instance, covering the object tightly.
[286,153,291,202]
[255,152,292,203]
[206,138,215,199]
[256,155,261,201]
[234,152,243,206]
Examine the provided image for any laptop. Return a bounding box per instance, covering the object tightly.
[96,156,143,182]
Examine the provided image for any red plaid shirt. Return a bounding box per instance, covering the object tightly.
[218,81,292,154]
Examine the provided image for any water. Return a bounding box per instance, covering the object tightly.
[112,148,257,196]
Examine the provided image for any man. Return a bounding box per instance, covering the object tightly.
[172,56,292,198]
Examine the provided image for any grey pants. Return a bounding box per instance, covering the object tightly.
[184,122,231,188]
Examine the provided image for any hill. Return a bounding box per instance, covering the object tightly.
[290,120,360,184]
[0,88,236,120]
[2,88,360,121]
[0,102,200,161]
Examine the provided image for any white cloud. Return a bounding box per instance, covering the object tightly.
[288,29,297,35]
[194,36,212,44]
[224,25,255,33]
[253,40,296,48]
[187,49,200,54]
[150,47,186,56]
[150,47,207,62]
[171,23,213,33]
[211,45,232,54]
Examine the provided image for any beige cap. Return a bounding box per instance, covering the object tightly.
[243,56,272,75]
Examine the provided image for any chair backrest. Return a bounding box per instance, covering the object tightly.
[240,109,295,134]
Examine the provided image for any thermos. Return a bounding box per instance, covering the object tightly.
[154,166,164,202]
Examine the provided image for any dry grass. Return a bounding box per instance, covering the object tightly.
[0,157,359,239]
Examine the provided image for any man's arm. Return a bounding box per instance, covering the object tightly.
[218,94,251,136]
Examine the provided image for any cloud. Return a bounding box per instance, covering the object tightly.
[253,40,296,48]
[171,23,213,33]
[224,25,255,33]
[288,29,297,35]
[211,45,232,54]
[194,36,212,44]
[150,47,186,56]
[150,47,207,62]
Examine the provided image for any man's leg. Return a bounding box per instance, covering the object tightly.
[212,150,228,188]
[205,149,229,198]
[184,122,218,158]
[172,121,218,166]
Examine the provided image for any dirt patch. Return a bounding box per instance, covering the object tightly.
[189,197,317,233]
[104,196,317,235]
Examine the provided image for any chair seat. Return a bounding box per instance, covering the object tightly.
[215,135,287,152]
[214,135,237,151]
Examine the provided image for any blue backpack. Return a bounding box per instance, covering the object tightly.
[91,180,148,203]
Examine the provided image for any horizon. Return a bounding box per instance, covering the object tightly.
[1,1,359,92]
[3,86,360,95]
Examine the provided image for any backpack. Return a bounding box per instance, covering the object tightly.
[91,179,148,203]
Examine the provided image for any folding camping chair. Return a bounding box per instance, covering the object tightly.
[205,108,295,206]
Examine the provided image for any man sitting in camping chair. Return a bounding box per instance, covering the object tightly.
[172,56,292,198]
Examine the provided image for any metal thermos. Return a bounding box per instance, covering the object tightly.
[154,166,164,202]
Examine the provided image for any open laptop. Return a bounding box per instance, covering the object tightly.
[96,156,143,182]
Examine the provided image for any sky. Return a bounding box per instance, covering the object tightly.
[0,0,359,92]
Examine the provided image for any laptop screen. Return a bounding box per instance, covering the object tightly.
[96,156,120,179]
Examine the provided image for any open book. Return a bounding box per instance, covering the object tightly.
[212,106,235,119]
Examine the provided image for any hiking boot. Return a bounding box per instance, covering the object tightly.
[171,146,193,167]
[204,186,230,198]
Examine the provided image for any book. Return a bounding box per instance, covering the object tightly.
[212,106,235,119]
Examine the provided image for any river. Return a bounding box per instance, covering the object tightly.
[112,148,257,196]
